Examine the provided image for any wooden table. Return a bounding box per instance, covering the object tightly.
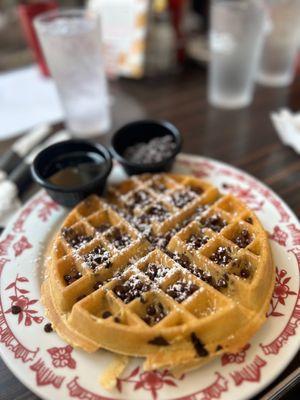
[0,65,299,399]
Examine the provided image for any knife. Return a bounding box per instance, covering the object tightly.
[0,130,71,231]
[0,124,51,177]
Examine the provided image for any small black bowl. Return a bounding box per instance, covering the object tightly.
[111,120,182,175]
[31,139,112,207]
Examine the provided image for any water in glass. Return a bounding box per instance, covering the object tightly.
[35,10,111,136]
[208,0,266,109]
[257,0,300,87]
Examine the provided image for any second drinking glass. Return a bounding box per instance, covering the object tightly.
[257,0,300,87]
[208,0,266,109]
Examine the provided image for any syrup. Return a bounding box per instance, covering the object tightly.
[46,151,105,188]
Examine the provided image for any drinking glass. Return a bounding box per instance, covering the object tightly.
[257,0,300,87]
[208,0,266,109]
[34,9,111,136]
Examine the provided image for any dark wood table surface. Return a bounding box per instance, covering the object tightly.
[0,65,299,399]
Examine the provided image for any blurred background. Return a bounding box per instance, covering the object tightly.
[0,1,83,70]
[1,0,300,146]
[0,0,210,74]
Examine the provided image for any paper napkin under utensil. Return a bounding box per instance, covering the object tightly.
[271,109,300,154]
[0,65,63,140]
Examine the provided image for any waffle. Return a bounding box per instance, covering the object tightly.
[42,173,275,375]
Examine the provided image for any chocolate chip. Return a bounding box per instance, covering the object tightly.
[80,235,93,246]
[135,281,143,291]
[202,270,214,286]
[166,281,199,303]
[216,277,228,289]
[216,345,223,351]
[44,323,53,333]
[74,271,82,279]
[114,316,121,323]
[151,182,166,192]
[106,227,131,250]
[113,276,151,303]
[104,261,112,269]
[64,274,72,283]
[145,203,170,222]
[11,305,22,314]
[201,215,227,232]
[234,229,252,248]
[146,305,156,316]
[132,215,152,234]
[143,302,167,325]
[240,268,250,279]
[96,223,110,233]
[232,259,252,279]
[123,135,176,165]
[83,246,111,270]
[189,186,203,195]
[143,316,151,325]
[61,227,93,249]
[191,266,206,281]
[245,217,253,224]
[64,268,82,285]
[61,227,74,240]
[144,263,169,282]
[148,235,169,249]
[144,263,157,279]
[114,284,126,298]
[148,336,169,346]
[93,281,102,290]
[166,289,177,298]
[191,333,208,357]
[127,191,151,211]
[210,247,232,266]
[187,233,209,250]
[102,311,112,319]
[169,253,208,283]
[171,253,190,268]
[170,190,196,208]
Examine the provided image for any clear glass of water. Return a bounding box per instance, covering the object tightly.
[34,9,111,137]
[257,0,300,87]
[208,0,266,109]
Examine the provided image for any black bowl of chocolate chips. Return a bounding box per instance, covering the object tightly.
[111,120,182,175]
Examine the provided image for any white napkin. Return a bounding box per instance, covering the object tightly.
[0,181,21,227]
[271,109,300,154]
[0,65,63,140]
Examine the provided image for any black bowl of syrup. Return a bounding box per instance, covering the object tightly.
[31,139,112,207]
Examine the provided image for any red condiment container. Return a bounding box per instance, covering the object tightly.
[18,1,58,76]
[169,0,186,64]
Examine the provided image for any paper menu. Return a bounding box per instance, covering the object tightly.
[88,0,149,79]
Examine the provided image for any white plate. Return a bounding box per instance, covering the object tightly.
[0,154,299,400]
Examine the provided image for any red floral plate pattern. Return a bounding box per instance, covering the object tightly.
[0,154,299,400]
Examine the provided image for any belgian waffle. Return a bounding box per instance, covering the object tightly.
[42,173,274,375]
